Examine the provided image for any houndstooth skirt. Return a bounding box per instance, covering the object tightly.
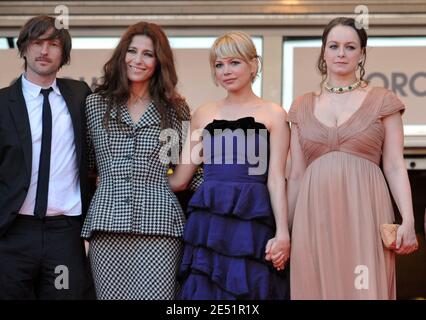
[89,232,182,300]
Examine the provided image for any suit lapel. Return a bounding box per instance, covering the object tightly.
[57,79,82,165]
[8,76,33,177]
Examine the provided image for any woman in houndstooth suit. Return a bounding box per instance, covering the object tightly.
[81,21,201,300]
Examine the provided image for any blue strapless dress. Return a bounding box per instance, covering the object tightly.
[178,117,289,300]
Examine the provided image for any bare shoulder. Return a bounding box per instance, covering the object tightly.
[266,101,287,115]
[252,100,287,133]
[191,100,220,129]
[361,83,375,91]
[259,100,288,121]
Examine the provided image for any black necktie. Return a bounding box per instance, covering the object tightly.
[34,87,53,219]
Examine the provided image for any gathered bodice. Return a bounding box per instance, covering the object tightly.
[287,87,405,167]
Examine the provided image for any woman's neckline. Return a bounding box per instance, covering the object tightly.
[309,87,377,130]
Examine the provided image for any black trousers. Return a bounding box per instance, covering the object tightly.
[0,215,95,300]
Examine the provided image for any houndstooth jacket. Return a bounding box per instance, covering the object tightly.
[81,93,202,239]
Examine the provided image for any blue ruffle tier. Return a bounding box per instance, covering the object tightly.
[178,180,289,300]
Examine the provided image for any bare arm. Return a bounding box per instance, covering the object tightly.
[168,111,203,192]
[264,108,291,270]
[382,112,418,254]
[287,124,307,230]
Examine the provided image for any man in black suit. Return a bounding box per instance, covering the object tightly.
[0,15,94,299]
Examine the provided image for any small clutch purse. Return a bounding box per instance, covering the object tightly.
[380,224,399,249]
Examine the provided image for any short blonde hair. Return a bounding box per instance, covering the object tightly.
[209,31,260,85]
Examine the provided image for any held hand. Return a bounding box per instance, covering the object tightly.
[167,173,181,192]
[265,236,290,271]
[265,238,274,261]
[395,223,418,255]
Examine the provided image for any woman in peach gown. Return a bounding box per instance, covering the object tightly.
[287,17,418,300]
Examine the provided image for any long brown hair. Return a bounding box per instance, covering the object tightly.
[96,21,185,129]
[317,17,368,90]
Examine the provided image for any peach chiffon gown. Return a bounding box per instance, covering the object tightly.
[288,87,404,300]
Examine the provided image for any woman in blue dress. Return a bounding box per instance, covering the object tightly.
[168,31,290,299]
